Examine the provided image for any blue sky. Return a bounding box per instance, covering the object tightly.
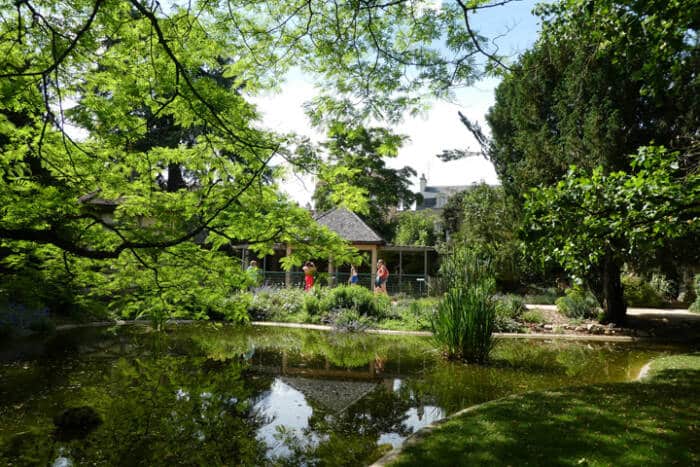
[253,0,545,204]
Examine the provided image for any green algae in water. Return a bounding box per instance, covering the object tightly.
[0,325,688,466]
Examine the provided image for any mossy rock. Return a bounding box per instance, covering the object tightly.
[53,406,102,440]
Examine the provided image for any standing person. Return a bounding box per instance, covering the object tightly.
[375,259,389,294]
[302,261,316,291]
[348,265,359,285]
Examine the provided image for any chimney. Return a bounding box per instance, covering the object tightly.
[419,173,427,192]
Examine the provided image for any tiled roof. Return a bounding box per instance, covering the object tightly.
[281,377,379,414]
[314,207,385,244]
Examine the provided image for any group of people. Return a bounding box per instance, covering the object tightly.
[248,258,389,294]
[304,260,389,294]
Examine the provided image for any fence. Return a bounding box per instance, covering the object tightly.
[259,272,430,297]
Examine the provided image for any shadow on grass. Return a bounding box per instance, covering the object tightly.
[392,369,700,466]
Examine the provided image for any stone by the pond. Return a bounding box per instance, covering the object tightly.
[53,406,102,439]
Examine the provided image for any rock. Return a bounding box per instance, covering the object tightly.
[574,326,584,332]
[544,324,554,331]
[53,406,102,440]
[586,323,595,331]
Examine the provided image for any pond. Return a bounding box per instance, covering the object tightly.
[0,324,689,466]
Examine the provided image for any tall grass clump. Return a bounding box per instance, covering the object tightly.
[555,287,599,319]
[431,249,497,363]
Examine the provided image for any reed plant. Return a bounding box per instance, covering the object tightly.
[431,249,497,363]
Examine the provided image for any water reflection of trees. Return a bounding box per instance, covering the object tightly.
[272,384,413,466]
[1,325,669,465]
[2,354,270,465]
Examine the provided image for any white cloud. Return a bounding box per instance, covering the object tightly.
[252,75,502,205]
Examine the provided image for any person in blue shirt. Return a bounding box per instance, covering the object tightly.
[348,265,359,285]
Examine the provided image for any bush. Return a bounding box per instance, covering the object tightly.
[690,275,700,313]
[329,309,373,332]
[431,251,497,363]
[301,289,325,317]
[219,293,252,323]
[622,273,670,308]
[495,294,526,320]
[555,288,599,319]
[248,288,306,320]
[494,314,522,333]
[28,317,56,335]
[0,303,51,336]
[320,286,389,319]
[524,286,560,305]
[521,310,546,324]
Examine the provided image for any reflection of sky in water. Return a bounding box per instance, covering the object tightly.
[253,376,447,456]
[378,378,446,448]
[254,378,314,457]
[377,406,446,448]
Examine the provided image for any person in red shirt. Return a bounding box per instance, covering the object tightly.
[375,259,389,295]
[302,261,316,291]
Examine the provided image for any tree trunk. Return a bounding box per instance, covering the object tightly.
[166,163,186,192]
[601,255,626,324]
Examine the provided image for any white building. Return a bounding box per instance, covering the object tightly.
[415,174,472,211]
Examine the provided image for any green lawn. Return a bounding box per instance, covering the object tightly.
[386,354,700,466]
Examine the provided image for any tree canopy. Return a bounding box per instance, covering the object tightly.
[525,145,699,314]
[1,0,513,319]
[486,0,699,201]
[484,0,700,321]
[312,123,417,238]
[393,210,442,246]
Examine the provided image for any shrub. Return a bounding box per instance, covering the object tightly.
[622,273,669,308]
[690,275,700,313]
[524,286,560,305]
[320,286,389,319]
[302,290,325,317]
[495,294,526,320]
[521,310,546,324]
[219,293,252,323]
[555,288,599,319]
[432,283,496,363]
[494,314,521,333]
[0,303,51,336]
[248,288,306,320]
[330,309,373,332]
[431,251,497,363]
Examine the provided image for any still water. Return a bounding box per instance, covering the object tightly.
[0,324,686,466]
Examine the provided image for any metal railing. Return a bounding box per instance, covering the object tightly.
[258,271,430,297]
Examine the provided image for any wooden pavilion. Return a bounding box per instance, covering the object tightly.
[239,207,436,294]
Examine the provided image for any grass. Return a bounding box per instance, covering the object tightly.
[521,309,546,324]
[387,353,700,466]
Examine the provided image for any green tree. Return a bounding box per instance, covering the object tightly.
[447,184,526,289]
[483,0,699,321]
[393,210,442,246]
[0,0,544,319]
[525,146,700,322]
[313,123,417,238]
[487,0,699,200]
[441,189,469,237]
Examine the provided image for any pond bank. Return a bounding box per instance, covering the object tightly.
[371,353,700,467]
[50,304,700,343]
[53,319,641,342]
